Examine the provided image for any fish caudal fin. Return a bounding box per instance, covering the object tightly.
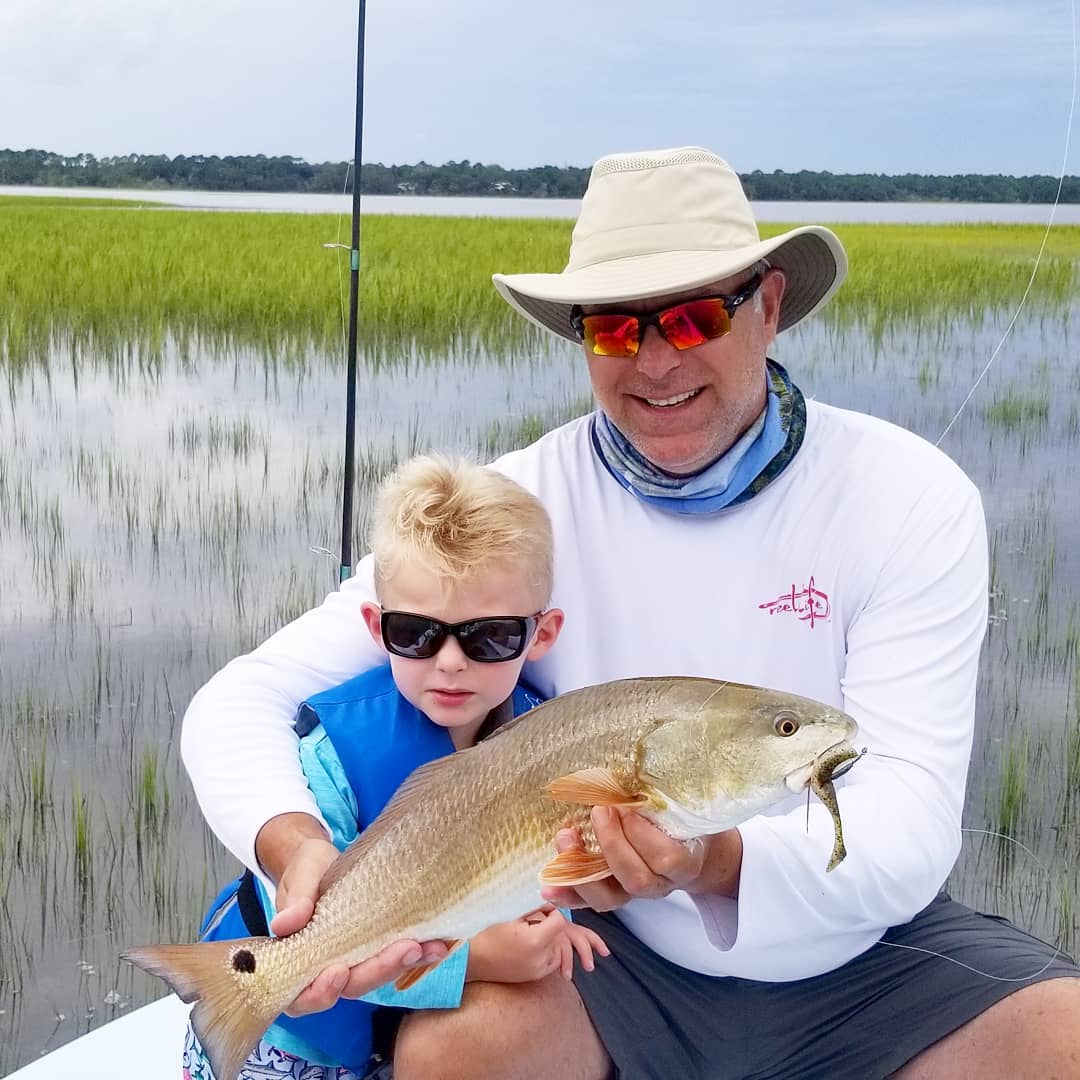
[123,939,281,1080]
[547,767,651,808]
[539,849,612,886]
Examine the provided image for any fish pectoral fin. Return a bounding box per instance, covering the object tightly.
[393,939,464,991]
[547,768,648,808]
[538,850,613,886]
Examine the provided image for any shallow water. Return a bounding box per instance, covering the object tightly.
[4,185,1080,224]
[1,300,1078,1072]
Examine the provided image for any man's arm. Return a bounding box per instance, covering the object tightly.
[180,556,385,873]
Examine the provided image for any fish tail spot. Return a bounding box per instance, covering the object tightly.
[232,948,256,974]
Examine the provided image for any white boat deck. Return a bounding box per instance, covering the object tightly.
[6,996,191,1078]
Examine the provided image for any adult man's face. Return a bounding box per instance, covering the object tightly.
[584,268,786,475]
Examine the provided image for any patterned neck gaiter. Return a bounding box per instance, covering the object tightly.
[590,360,806,515]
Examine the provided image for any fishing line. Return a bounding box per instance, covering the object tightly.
[694,681,730,717]
[936,0,1077,445]
[322,162,354,353]
[845,750,1068,981]
[873,828,1067,983]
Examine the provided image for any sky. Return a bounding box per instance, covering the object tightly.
[0,0,1076,176]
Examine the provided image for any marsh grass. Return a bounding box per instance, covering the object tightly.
[0,196,154,209]
[1,204,1077,371]
[983,389,1051,430]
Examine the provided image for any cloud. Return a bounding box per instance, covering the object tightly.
[0,0,1074,173]
[0,0,178,84]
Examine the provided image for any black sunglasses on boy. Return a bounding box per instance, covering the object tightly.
[380,610,541,663]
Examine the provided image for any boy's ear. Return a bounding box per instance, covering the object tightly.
[527,608,564,661]
[361,601,385,650]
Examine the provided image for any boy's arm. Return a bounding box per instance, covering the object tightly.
[466,910,609,984]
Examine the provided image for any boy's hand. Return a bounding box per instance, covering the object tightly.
[466,906,609,984]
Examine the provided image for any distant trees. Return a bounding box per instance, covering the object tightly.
[1,149,1076,203]
[740,169,1079,203]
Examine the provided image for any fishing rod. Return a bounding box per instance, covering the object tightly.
[339,0,368,583]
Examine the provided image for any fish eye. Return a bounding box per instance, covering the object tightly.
[774,712,800,737]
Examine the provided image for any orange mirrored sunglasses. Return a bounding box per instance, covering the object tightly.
[570,273,763,358]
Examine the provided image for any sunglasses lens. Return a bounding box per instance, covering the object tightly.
[659,299,731,350]
[581,314,640,358]
[382,612,445,658]
[456,618,530,662]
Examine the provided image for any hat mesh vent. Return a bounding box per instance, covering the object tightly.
[593,148,729,177]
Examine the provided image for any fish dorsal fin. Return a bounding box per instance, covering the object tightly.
[547,767,649,808]
[317,747,474,896]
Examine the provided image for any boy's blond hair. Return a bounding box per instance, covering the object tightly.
[370,454,554,602]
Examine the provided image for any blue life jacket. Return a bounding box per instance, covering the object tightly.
[198,665,545,1069]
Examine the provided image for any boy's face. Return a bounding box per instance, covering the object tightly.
[361,563,562,748]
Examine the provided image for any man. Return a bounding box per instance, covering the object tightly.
[182,147,1080,1079]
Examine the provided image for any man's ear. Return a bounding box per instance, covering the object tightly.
[361,601,385,649]
[761,268,786,338]
[527,608,565,661]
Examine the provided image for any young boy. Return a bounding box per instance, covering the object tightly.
[184,455,607,1080]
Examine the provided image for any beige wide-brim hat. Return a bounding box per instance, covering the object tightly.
[493,147,847,340]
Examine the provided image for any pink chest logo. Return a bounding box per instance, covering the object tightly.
[758,576,831,628]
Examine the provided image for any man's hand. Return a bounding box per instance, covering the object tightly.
[466,907,609,984]
[281,939,452,1017]
[255,813,450,1015]
[269,834,341,934]
[540,806,743,911]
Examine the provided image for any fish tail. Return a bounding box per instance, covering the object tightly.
[123,938,282,1080]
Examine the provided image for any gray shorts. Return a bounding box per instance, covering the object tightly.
[571,893,1079,1080]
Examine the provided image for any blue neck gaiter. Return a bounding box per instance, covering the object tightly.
[590,360,806,516]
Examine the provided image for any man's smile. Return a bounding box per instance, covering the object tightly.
[640,388,704,408]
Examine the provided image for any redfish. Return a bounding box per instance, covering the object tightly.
[125,676,858,1079]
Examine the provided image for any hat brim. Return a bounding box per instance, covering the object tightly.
[492,226,846,341]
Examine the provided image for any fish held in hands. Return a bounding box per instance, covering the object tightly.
[124,676,857,1080]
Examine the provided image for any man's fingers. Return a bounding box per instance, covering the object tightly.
[543,807,685,909]
[618,808,702,885]
[269,897,315,938]
[284,939,442,1016]
[417,940,451,965]
[273,837,341,932]
[283,963,349,1017]
[540,885,588,908]
[340,939,428,998]
[554,827,581,853]
[592,807,682,897]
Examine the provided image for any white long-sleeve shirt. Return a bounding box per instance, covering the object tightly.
[181,400,988,981]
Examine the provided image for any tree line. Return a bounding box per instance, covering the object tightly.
[2,148,1077,203]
